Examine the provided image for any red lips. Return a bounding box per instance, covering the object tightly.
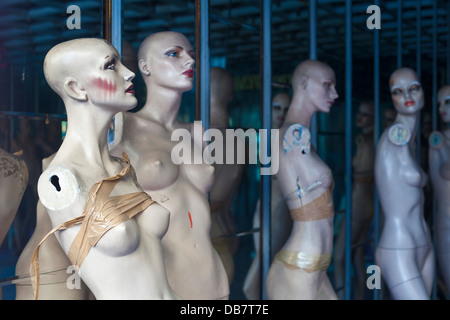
[183,69,194,78]
[404,100,415,107]
[126,84,134,94]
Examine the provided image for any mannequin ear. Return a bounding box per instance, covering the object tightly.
[139,59,151,76]
[300,75,308,90]
[63,78,87,101]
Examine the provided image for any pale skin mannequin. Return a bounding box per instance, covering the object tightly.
[15,155,92,300]
[109,31,229,300]
[334,101,375,300]
[266,59,339,300]
[243,91,292,300]
[0,148,28,299]
[428,84,450,296]
[375,67,434,300]
[208,67,244,286]
[36,38,178,300]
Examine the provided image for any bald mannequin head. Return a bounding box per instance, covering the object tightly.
[44,38,114,100]
[389,67,423,114]
[137,31,195,93]
[290,59,338,115]
[210,67,233,128]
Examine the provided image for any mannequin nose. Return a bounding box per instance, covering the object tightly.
[331,88,339,100]
[184,56,195,68]
[124,70,135,82]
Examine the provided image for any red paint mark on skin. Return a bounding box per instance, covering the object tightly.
[188,211,193,228]
[91,77,117,99]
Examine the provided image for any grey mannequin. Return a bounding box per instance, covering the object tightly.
[375,67,434,300]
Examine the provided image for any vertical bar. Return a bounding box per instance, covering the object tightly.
[373,0,381,301]
[111,0,122,57]
[344,0,352,301]
[309,0,317,148]
[103,0,112,42]
[431,0,438,300]
[416,0,421,164]
[260,0,272,301]
[195,0,210,130]
[397,0,402,68]
[447,1,450,83]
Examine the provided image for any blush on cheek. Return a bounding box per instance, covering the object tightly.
[91,77,117,99]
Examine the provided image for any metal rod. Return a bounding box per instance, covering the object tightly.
[416,0,422,165]
[309,0,317,149]
[373,0,381,301]
[111,0,122,57]
[259,0,272,301]
[195,0,210,130]
[102,0,112,42]
[397,0,402,68]
[344,0,352,301]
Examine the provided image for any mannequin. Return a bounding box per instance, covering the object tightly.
[383,108,397,129]
[266,59,339,300]
[109,31,229,300]
[243,91,292,300]
[35,38,177,300]
[334,101,375,300]
[0,148,28,298]
[375,67,434,300]
[15,155,92,300]
[428,84,450,296]
[208,67,244,285]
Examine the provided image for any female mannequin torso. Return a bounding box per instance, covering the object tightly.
[428,84,450,296]
[266,59,338,300]
[110,32,229,300]
[375,67,434,300]
[36,38,177,300]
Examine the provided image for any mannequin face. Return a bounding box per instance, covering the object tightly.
[356,103,374,129]
[389,68,424,115]
[80,41,137,111]
[306,65,339,113]
[144,32,195,92]
[272,93,290,129]
[438,86,450,123]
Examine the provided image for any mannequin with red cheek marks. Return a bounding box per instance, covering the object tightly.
[243,91,292,300]
[266,59,338,300]
[334,101,375,300]
[208,67,244,287]
[36,38,177,300]
[0,148,28,299]
[375,67,434,300]
[428,84,450,297]
[109,32,229,300]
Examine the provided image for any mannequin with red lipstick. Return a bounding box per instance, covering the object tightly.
[243,91,292,300]
[266,59,338,300]
[428,84,450,297]
[375,67,434,300]
[36,38,178,300]
[109,31,229,300]
[334,101,375,300]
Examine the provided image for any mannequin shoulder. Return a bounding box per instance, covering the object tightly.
[387,123,411,146]
[281,123,311,155]
[429,131,444,149]
[37,164,81,211]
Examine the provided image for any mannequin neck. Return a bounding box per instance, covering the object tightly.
[60,100,116,168]
[139,82,184,131]
[284,92,315,128]
[209,102,229,129]
[396,111,419,132]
